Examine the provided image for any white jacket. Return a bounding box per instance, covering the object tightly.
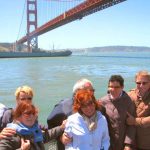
[65,111,110,150]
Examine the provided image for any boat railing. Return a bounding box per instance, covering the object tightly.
[45,139,57,150]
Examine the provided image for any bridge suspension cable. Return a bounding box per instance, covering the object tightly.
[17,0,127,51]
[16,0,26,41]
[38,0,84,27]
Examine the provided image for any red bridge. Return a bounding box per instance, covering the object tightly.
[17,0,126,52]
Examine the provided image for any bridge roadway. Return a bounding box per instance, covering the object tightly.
[17,0,126,44]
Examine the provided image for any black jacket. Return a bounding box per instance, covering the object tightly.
[47,98,73,150]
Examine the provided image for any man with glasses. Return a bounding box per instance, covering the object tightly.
[98,75,135,150]
[127,70,150,150]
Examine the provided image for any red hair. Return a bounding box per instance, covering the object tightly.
[14,101,38,119]
[73,89,99,113]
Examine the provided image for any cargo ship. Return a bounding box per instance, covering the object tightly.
[0,50,72,58]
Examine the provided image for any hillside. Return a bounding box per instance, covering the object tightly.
[0,43,28,52]
[71,46,150,52]
[0,43,150,52]
[0,43,14,51]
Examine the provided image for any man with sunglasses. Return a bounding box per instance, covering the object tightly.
[98,75,136,150]
[127,70,150,150]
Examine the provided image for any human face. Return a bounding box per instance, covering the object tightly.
[19,110,37,127]
[108,81,123,99]
[80,100,96,117]
[17,92,32,105]
[136,76,150,96]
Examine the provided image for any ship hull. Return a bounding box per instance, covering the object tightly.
[0,50,72,58]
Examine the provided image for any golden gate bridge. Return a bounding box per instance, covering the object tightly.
[16,0,126,52]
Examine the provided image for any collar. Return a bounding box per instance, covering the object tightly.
[82,112,98,131]
[7,122,43,143]
[109,91,123,100]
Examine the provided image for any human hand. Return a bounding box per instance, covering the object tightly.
[21,138,30,150]
[126,112,135,125]
[60,132,72,145]
[60,119,67,130]
[124,146,132,150]
[39,124,48,131]
[0,128,16,140]
[138,103,150,117]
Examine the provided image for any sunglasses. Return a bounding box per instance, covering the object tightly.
[23,111,36,116]
[136,82,149,85]
[20,97,32,101]
[81,100,94,108]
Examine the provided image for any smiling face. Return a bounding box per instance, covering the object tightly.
[108,81,123,99]
[80,100,96,117]
[136,75,150,97]
[17,91,33,105]
[14,102,38,127]
[15,86,33,105]
[19,110,37,127]
[73,89,98,118]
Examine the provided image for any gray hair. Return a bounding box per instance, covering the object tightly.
[73,78,94,93]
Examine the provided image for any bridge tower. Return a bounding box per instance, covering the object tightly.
[27,0,38,52]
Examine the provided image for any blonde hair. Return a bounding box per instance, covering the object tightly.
[15,85,33,99]
[135,70,150,81]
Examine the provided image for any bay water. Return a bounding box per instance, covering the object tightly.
[0,50,150,125]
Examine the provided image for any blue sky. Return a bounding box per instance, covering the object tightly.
[0,0,150,50]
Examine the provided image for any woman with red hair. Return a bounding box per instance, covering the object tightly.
[0,101,64,150]
[63,89,110,150]
[0,102,44,150]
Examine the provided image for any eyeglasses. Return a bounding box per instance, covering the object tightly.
[20,97,32,101]
[108,86,121,89]
[136,82,149,85]
[81,100,94,108]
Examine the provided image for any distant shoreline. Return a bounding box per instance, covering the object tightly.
[0,43,150,52]
[71,46,150,53]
